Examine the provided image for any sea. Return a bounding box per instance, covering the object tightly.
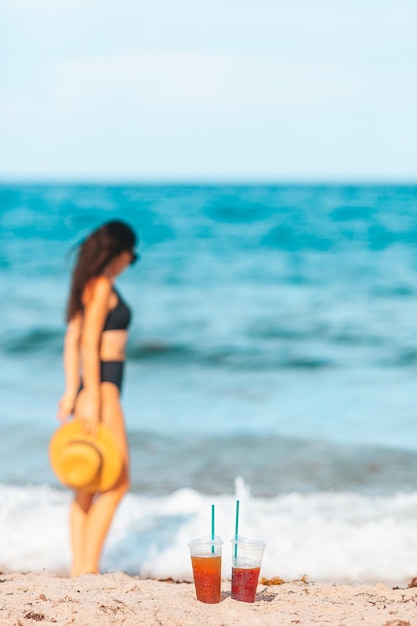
[1,183,417,584]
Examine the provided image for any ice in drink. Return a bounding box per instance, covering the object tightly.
[231,566,261,603]
[191,555,221,603]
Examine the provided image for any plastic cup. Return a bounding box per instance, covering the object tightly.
[231,536,266,603]
[188,535,223,604]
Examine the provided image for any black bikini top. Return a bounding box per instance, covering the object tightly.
[103,288,132,331]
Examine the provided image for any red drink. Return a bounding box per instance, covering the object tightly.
[231,566,261,603]
[191,555,222,604]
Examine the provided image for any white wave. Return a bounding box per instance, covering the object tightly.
[1,478,417,585]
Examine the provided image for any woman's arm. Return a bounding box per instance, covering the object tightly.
[76,275,112,432]
[57,313,82,421]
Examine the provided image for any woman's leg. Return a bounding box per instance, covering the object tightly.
[78,467,129,573]
[70,383,130,575]
[70,491,95,576]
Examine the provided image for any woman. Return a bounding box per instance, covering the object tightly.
[57,219,138,576]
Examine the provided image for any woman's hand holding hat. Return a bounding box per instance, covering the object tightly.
[75,391,100,436]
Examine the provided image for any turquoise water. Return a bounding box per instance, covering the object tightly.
[1,183,417,494]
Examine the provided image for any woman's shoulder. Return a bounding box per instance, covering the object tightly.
[83,275,113,305]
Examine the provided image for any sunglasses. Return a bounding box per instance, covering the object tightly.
[129,249,140,265]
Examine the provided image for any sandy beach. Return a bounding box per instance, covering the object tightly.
[0,571,416,626]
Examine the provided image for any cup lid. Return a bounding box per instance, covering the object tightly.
[231,535,266,546]
[188,535,223,547]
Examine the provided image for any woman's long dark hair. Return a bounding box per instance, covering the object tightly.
[66,220,137,322]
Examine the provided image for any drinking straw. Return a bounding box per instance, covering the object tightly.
[234,500,240,558]
[211,504,215,554]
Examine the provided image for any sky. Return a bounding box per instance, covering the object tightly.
[1,0,416,183]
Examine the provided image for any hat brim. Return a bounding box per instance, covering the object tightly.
[49,419,123,493]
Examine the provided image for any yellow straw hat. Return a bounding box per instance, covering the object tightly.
[49,419,123,493]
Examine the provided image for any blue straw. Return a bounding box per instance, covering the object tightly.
[234,500,240,558]
[211,504,215,554]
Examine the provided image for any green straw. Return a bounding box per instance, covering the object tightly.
[211,504,215,554]
[234,500,240,558]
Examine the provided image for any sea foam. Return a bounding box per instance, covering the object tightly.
[1,479,417,586]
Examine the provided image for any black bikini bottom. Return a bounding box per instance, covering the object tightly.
[79,361,124,393]
[100,360,124,391]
